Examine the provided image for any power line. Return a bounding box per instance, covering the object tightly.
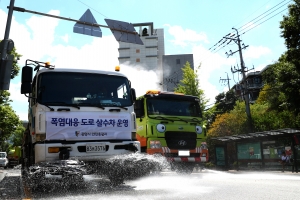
[233,0,274,28]
[197,1,292,64]
[241,7,289,34]
[237,0,289,30]
[238,0,292,33]
[76,0,108,18]
[209,0,291,51]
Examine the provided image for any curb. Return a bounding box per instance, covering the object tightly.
[0,170,7,182]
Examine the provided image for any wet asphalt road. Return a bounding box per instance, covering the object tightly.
[1,167,300,200]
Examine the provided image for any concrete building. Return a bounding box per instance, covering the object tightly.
[162,54,194,91]
[118,23,165,84]
[118,22,194,92]
[234,65,269,103]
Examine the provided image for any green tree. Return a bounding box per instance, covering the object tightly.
[0,42,23,151]
[207,101,247,137]
[0,90,12,105]
[0,105,23,150]
[174,62,208,112]
[0,40,22,80]
[280,0,300,71]
[9,125,25,147]
[269,0,300,114]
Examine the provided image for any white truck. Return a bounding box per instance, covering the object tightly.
[20,59,145,186]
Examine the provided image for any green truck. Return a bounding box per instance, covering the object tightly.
[7,146,21,168]
[134,90,208,174]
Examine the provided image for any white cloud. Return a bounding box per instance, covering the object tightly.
[164,24,208,47]
[9,81,28,103]
[192,45,236,105]
[244,45,271,59]
[1,8,162,120]
[60,34,69,43]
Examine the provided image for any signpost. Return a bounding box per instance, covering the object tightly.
[0,0,143,90]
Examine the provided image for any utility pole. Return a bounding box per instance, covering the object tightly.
[0,0,15,90]
[224,27,253,133]
[220,72,231,91]
[1,0,144,90]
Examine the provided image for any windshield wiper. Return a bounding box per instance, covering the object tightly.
[111,105,128,110]
[168,116,188,123]
[42,102,80,109]
[190,118,201,123]
[78,102,105,110]
[150,116,174,122]
[42,104,54,111]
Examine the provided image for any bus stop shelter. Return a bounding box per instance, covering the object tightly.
[210,128,300,172]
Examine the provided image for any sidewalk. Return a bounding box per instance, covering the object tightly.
[0,169,7,182]
[226,169,300,175]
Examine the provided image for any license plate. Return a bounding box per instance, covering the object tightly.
[86,143,106,153]
[178,150,190,156]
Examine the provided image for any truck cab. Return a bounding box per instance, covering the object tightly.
[134,90,208,173]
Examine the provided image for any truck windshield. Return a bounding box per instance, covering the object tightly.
[37,72,132,107]
[0,153,5,158]
[146,98,202,117]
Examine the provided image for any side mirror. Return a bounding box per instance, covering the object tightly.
[130,88,136,102]
[134,99,144,118]
[21,66,33,94]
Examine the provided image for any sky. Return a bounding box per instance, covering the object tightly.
[0,0,291,121]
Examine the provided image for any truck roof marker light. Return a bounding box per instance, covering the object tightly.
[173,92,184,95]
[45,62,50,67]
[115,66,120,71]
[146,90,160,95]
[44,61,55,69]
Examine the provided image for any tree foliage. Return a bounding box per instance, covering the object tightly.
[174,62,208,117]
[207,102,247,137]
[280,0,300,70]
[0,41,23,151]
[215,90,237,113]
[0,40,22,79]
[0,105,23,150]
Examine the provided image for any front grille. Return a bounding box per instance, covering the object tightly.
[165,131,197,149]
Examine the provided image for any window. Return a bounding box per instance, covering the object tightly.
[146,98,201,117]
[176,59,180,64]
[136,49,140,53]
[136,58,140,62]
[37,72,132,107]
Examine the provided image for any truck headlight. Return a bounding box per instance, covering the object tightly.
[156,124,166,133]
[196,126,202,134]
[150,140,162,149]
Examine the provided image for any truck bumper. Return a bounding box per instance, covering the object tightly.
[146,147,208,162]
[34,141,141,163]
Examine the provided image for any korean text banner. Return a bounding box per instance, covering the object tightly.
[45,112,131,140]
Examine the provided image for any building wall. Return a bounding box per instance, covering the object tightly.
[118,23,194,92]
[118,27,164,72]
[162,54,194,91]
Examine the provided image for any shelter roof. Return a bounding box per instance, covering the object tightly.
[210,128,300,142]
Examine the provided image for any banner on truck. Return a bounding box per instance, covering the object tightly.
[46,112,131,140]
